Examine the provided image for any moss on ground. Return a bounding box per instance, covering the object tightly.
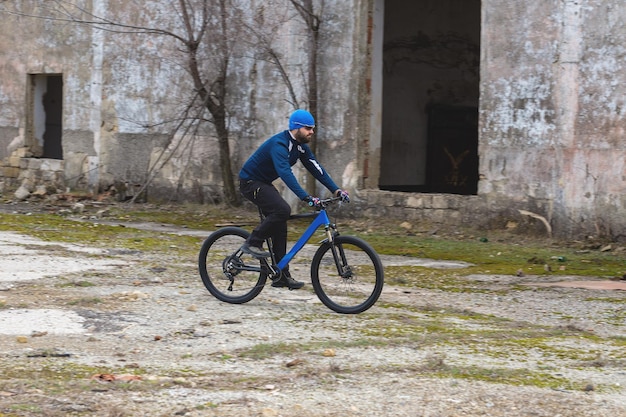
[1,202,625,397]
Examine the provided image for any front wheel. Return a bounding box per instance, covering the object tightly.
[311,235,384,314]
[198,227,267,304]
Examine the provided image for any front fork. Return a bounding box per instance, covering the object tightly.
[324,225,352,279]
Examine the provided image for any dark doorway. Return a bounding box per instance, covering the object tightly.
[32,74,63,159]
[379,0,480,195]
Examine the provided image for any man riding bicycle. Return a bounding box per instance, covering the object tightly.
[238,109,349,290]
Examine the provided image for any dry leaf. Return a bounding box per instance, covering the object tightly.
[91,373,142,382]
[286,358,303,367]
[322,348,336,357]
[91,373,116,382]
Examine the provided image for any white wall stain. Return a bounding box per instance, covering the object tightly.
[484,75,556,147]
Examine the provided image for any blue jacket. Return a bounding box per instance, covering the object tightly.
[239,130,339,200]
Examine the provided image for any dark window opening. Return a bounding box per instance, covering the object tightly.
[379,0,480,195]
[31,74,63,160]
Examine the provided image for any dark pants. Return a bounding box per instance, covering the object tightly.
[239,179,291,271]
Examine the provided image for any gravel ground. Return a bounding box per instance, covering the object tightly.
[1,213,626,416]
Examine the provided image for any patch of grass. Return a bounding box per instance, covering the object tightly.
[438,364,578,390]
[2,204,625,279]
[353,303,618,383]
[0,360,110,380]
[584,296,626,304]
[235,337,387,361]
[383,268,494,293]
[610,335,626,346]
[8,403,42,413]
[67,297,103,306]
[236,342,292,360]
[58,280,95,288]
[196,402,220,410]
[376,235,625,278]
[604,309,626,327]
[106,203,258,230]
[0,212,203,256]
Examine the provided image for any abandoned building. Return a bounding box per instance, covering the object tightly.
[0,0,625,240]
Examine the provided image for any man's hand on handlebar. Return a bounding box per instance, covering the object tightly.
[335,189,350,203]
[303,195,322,208]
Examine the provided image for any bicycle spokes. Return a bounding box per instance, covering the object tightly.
[199,227,268,304]
[311,236,384,314]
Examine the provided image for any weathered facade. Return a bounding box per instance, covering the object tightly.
[0,0,625,240]
[480,1,626,239]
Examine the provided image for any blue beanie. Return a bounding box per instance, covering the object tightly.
[289,109,315,130]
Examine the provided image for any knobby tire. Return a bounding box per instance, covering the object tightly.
[311,235,384,314]
[198,227,267,304]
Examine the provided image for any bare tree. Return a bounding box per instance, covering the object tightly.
[289,0,321,133]
[242,0,324,196]
[178,0,241,205]
[289,0,322,195]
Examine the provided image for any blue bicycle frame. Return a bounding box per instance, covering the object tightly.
[275,209,333,271]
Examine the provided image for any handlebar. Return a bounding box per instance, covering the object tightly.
[320,196,342,206]
[311,196,344,210]
[287,197,345,221]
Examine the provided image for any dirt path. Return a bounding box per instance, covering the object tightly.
[1,222,625,417]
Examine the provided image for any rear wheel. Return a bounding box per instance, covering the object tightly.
[198,227,267,304]
[311,235,384,314]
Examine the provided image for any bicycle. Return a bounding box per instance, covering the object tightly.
[198,197,384,314]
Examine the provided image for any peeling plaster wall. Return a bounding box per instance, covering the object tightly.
[0,0,366,203]
[2,0,626,239]
[480,0,626,239]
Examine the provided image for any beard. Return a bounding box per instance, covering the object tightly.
[295,128,313,144]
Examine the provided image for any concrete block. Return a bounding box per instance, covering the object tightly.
[432,195,448,209]
[8,156,20,168]
[26,159,43,170]
[430,209,448,223]
[15,147,29,158]
[41,158,64,172]
[2,167,20,178]
[42,171,57,182]
[419,194,433,208]
[17,169,30,181]
[448,210,461,222]
[407,208,425,222]
[406,196,423,208]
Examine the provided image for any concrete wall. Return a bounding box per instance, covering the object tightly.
[1,0,626,240]
[480,0,626,239]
